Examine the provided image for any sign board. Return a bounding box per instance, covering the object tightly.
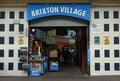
[27,4,90,21]
[92,24,102,34]
[18,38,24,45]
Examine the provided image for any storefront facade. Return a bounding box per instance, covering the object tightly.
[0,0,120,76]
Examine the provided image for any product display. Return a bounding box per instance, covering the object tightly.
[50,61,59,71]
[49,50,59,71]
[28,29,60,76]
[29,56,45,76]
[28,32,46,76]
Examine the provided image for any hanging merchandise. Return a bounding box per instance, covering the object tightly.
[28,33,46,76]
[35,29,46,42]
[47,29,56,36]
[49,50,59,71]
[54,36,70,45]
[19,55,27,62]
[22,63,30,71]
[19,47,28,62]
[69,38,75,44]
[46,35,56,44]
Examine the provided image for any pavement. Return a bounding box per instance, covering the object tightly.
[0,65,120,81]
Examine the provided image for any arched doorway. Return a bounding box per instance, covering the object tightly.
[27,4,90,76]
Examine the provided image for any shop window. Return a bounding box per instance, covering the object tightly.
[18,63,23,70]
[114,37,119,44]
[104,11,109,19]
[104,50,109,57]
[113,11,119,19]
[19,24,24,32]
[105,63,110,71]
[114,50,119,57]
[95,63,100,71]
[0,50,4,57]
[0,24,5,31]
[9,24,14,31]
[94,11,99,19]
[0,37,4,44]
[9,11,14,19]
[0,63,4,70]
[95,50,100,57]
[114,24,119,31]
[0,11,5,19]
[114,63,119,71]
[19,11,24,19]
[9,37,14,44]
[104,24,109,31]
[9,50,14,57]
[8,63,13,70]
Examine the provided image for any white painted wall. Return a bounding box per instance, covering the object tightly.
[0,7,28,76]
[90,7,120,76]
[0,6,120,76]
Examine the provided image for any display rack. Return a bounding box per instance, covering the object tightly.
[49,50,59,71]
[29,55,45,76]
[49,58,59,71]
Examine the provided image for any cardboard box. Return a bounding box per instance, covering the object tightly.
[50,50,58,57]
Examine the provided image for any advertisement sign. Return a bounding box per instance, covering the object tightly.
[94,37,100,45]
[92,24,102,34]
[27,4,90,21]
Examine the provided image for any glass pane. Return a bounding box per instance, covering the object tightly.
[114,24,119,31]
[9,50,14,57]
[0,11,5,19]
[0,24,5,31]
[18,63,23,70]
[104,11,109,19]
[9,37,14,44]
[114,50,119,57]
[95,50,100,57]
[105,63,110,71]
[9,24,14,31]
[114,37,119,44]
[104,24,109,31]
[104,50,109,57]
[114,11,119,18]
[19,11,24,19]
[114,63,119,71]
[10,11,14,19]
[0,50,4,57]
[0,63,4,70]
[0,37,4,44]
[8,63,13,70]
[95,63,100,71]
[94,11,99,19]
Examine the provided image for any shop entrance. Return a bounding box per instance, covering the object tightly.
[28,16,89,76]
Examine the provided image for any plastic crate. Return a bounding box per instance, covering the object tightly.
[50,65,59,71]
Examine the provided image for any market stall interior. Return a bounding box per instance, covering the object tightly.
[28,17,89,76]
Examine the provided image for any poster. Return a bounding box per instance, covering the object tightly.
[94,37,100,45]
[92,24,102,34]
